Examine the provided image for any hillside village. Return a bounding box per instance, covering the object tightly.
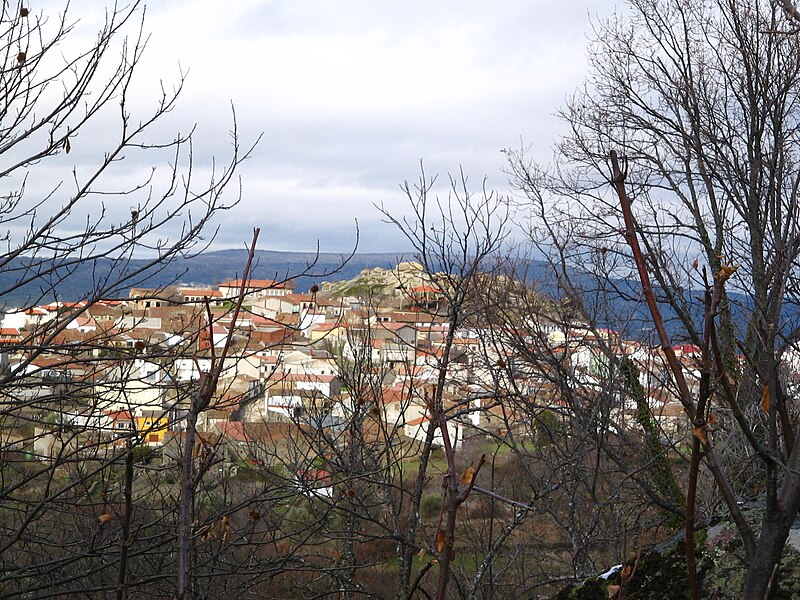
[0,259,721,485]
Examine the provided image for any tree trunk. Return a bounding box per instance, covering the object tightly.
[743,516,792,599]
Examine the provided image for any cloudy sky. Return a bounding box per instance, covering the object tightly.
[30,1,618,254]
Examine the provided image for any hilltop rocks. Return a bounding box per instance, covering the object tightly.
[322,260,435,298]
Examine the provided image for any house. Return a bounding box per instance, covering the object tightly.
[0,328,22,346]
[308,322,348,345]
[252,293,315,316]
[214,421,309,466]
[0,311,28,330]
[403,411,464,450]
[115,315,163,331]
[405,284,444,310]
[135,409,169,445]
[95,359,175,413]
[294,469,333,498]
[264,373,342,419]
[217,279,293,299]
[277,349,338,377]
[126,288,172,310]
[65,316,98,333]
[103,410,135,445]
[177,287,223,305]
[376,384,413,428]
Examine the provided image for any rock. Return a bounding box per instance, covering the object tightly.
[552,504,800,599]
[397,261,423,273]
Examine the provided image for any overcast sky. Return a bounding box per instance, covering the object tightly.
[33,1,618,254]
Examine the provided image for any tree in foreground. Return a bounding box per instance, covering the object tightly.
[507,0,800,596]
[0,2,258,597]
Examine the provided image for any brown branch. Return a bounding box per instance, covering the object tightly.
[176,228,260,600]
[610,150,756,559]
[776,0,800,24]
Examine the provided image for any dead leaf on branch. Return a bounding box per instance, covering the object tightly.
[620,564,632,582]
[692,427,708,444]
[435,529,446,554]
[716,263,739,282]
[460,466,475,485]
[221,515,230,544]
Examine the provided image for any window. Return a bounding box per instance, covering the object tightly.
[148,434,159,442]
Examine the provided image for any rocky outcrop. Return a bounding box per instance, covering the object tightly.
[321,261,435,298]
[553,503,800,599]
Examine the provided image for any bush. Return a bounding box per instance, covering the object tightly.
[535,410,562,446]
[420,493,442,520]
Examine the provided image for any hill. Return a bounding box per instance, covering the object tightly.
[0,250,416,308]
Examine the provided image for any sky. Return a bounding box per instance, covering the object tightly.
[27,0,618,254]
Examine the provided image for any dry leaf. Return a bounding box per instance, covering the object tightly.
[620,564,632,582]
[692,258,699,270]
[435,529,446,554]
[98,513,114,523]
[64,137,71,153]
[248,509,261,521]
[221,515,230,544]
[607,584,621,598]
[16,51,25,64]
[417,548,426,559]
[708,411,719,425]
[692,427,708,444]
[762,384,770,412]
[20,8,29,17]
[717,263,739,282]
[460,466,475,485]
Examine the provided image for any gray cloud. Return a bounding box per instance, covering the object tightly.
[23,0,617,254]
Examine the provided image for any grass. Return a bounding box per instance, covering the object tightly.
[399,451,448,479]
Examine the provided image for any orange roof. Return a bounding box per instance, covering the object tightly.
[219,279,290,289]
[267,373,338,383]
[180,288,221,297]
[103,410,133,420]
[310,322,343,332]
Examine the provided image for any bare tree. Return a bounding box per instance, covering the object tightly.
[378,166,509,599]
[507,0,800,596]
[0,2,260,597]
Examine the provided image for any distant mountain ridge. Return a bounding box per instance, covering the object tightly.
[0,248,774,344]
[0,249,419,308]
